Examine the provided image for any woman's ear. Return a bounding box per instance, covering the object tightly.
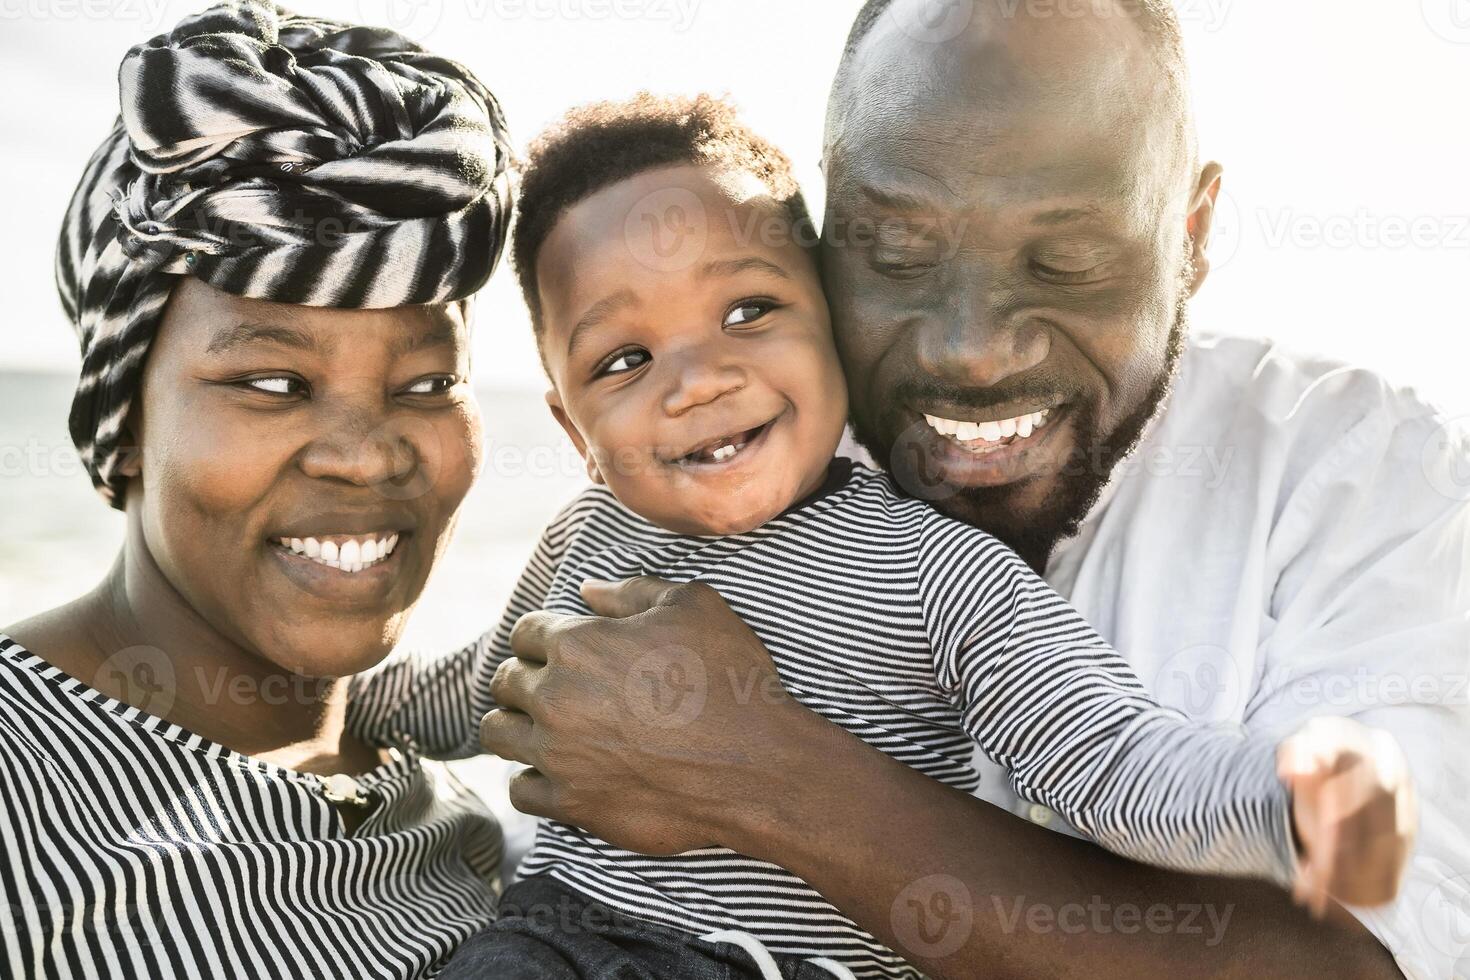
[545,388,603,485]
[116,405,144,479]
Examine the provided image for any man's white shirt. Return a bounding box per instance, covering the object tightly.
[947,333,1469,979]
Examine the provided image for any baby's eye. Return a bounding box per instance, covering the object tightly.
[598,348,651,377]
[723,300,776,328]
[403,375,457,395]
[240,375,306,396]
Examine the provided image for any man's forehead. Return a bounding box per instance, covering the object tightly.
[827,0,1185,200]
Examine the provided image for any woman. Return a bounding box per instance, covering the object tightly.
[3,4,512,976]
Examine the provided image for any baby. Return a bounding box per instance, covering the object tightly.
[394,95,1415,980]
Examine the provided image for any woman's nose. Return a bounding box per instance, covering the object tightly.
[660,348,748,417]
[297,403,420,488]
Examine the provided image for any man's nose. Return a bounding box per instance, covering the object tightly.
[297,399,419,488]
[915,275,1051,388]
[661,343,748,417]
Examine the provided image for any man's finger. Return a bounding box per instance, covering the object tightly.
[488,658,543,716]
[480,708,538,766]
[508,768,561,820]
[509,610,581,664]
[581,575,682,619]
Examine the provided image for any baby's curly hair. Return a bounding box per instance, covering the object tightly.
[511,92,814,329]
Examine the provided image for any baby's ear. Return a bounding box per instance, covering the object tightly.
[545,389,603,485]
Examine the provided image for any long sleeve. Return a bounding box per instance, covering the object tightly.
[918,514,1298,886]
[347,492,590,759]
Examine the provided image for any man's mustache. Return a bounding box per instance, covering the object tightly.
[890,375,1084,416]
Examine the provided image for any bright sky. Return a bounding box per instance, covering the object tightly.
[3,0,1468,413]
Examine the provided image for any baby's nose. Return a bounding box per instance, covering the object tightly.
[661,352,748,416]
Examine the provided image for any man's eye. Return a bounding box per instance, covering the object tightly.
[723,300,777,328]
[598,348,651,377]
[872,258,938,281]
[1030,258,1109,285]
[403,375,457,395]
[239,375,306,396]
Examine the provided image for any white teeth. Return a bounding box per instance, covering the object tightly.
[276,533,400,574]
[923,409,1053,445]
[712,444,737,462]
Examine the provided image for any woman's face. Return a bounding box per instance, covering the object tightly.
[125,278,482,678]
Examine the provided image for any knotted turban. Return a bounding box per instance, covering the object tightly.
[56,1,513,506]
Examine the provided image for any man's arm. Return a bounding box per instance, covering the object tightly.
[483,578,1404,980]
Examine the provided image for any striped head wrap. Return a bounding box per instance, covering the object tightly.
[56,1,513,507]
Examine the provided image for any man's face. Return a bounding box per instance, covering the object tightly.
[822,2,1214,566]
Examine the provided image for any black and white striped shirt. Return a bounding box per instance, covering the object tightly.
[0,635,503,979]
[356,459,1297,979]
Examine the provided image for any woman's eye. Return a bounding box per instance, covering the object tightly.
[598,349,651,377]
[403,375,457,395]
[723,300,776,328]
[240,375,305,396]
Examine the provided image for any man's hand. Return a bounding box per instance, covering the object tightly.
[1278,716,1418,916]
[479,575,809,855]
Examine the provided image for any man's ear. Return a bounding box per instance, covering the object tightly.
[545,388,603,485]
[1185,162,1225,297]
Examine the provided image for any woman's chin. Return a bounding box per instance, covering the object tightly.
[259,623,404,680]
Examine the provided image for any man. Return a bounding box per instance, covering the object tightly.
[484,2,1469,977]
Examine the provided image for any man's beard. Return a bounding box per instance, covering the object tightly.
[854,273,1192,571]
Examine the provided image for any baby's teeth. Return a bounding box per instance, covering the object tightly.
[320,540,339,562]
[712,444,737,461]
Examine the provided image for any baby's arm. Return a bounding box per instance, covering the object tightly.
[918,515,1414,902]
[347,494,587,758]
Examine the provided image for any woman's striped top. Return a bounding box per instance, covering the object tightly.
[0,635,503,979]
[354,459,1298,980]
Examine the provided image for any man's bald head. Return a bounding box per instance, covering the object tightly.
[826,0,1197,185]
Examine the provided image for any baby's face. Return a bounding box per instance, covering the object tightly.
[537,163,849,536]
